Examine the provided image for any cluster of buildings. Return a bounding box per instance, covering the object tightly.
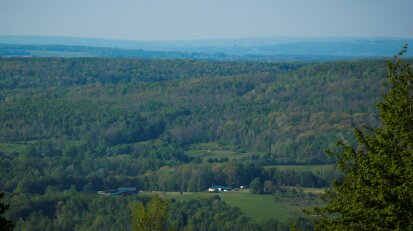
[95,185,246,195]
[208,186,233,192]
[207,185,247,192]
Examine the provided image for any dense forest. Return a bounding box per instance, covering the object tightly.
[0,57,393,229]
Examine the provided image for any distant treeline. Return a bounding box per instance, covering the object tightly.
[0,57,299,86]
[0,43,390,61]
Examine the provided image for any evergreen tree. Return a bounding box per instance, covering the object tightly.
[311,45,413,230]
[0,192,13,231]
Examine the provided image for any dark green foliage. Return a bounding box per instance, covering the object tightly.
[311,47,413,230]
[7,191,133,231]
[0,192,13,231]
[7,190,303,231]
[249,177,263,194]
[262,167,339,189]
[169,196,261,231]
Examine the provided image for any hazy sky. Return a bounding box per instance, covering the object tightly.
[1,0,412,41]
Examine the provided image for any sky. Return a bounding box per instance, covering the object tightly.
[1,0,412,41]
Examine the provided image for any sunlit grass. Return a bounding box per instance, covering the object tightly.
[142,190,322,223]
[0,143,27,153]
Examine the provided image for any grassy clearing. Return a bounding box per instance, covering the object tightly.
[263,164,335,172]
[0,143,27,153]
[184,142,264,161]
[285,186,328,195]
[142,190,322,223]
[185,149,243,159]
[300,187,328,195]
[214,190,294,223]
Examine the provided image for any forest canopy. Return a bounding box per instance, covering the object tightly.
[0,57,406,230]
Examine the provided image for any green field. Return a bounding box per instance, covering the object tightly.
[142,190,323,223]
[0,143,27,153]
[184,142,264,161]
[285,186,328,195]
[263,164,336,172]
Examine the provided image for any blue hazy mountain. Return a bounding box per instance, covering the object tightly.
[0,35,411,60]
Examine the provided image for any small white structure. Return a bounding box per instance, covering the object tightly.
[208,186,232,192]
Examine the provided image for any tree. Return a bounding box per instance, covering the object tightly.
[131,196,175,231]
[249,177,263,194]
[0,192,13,231]
[311,45,413,230]
[263,180,274,194]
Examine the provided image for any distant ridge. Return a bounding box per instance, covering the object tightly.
[0,35,412,60]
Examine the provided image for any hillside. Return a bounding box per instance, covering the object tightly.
[0,58,385,161]
[0,57,390,229]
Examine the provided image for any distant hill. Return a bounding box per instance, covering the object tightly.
[0,57,387,163]
[0,35,412,61]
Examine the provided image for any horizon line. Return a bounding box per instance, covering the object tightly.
[1,34,413,43]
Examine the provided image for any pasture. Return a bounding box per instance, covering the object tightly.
[142,189,324,223]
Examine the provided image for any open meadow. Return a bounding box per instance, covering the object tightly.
[142,189,324,223]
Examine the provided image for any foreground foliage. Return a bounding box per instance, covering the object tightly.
[312,47,413,230]
[131,196,172,231]
[5,190,312,231]
[0,192,13,231]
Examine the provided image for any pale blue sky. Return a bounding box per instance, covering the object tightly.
[1,0,412,41]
